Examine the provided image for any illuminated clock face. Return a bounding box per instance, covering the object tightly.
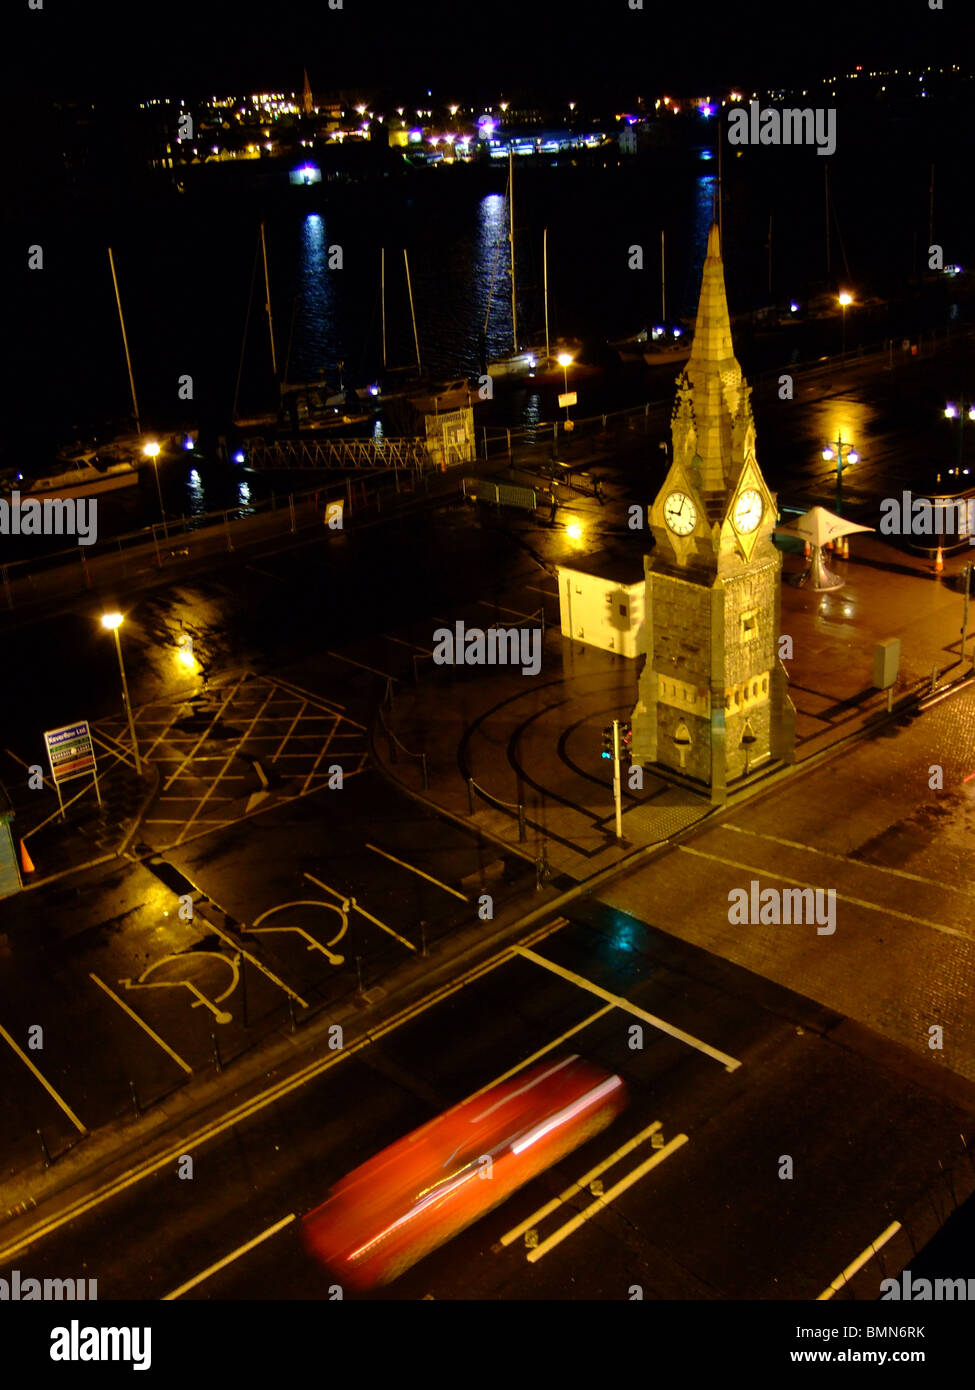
[734,488,764,533]
[664,491,698,536]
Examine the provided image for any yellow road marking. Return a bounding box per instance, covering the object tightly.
[365,843,469,901]
[162,1214,296,1299]
[89,974,192,1074]
[0,1022,87,1134]
[526,1134,688,1262]
[325,649,397,681]
[816,1221,902,1300]
[501,1119,661,1246]
[198,915,309,1008]
[467,1007,614,1103]
[304,872,417,952]
[515,947,741,1071]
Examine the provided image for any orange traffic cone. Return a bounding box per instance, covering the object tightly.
[20,839,35,874]
[803,539,811,558]
[841,536,850,558]
[934,546,944,574]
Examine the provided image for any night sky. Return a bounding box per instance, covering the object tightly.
[9,0,969,104]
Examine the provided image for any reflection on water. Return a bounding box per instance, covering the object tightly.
[237,480,253,512]
[294,213,337,382]
[187,467,206,518]
[522,392,543,443]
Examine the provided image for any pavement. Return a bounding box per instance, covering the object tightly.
[372,516,975,880]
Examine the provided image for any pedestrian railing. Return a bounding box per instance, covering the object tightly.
[377,703,429,789]
[467,777,526,841]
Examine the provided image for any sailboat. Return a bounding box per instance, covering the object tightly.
[233,224,370,434]
[364,249,472,415]
[484,151,539,379]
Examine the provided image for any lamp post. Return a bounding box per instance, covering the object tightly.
[557,352,574,425]
[101,612,142,776]
[143,441,165,525]
[822,432,859,498]
[838,291,853,355]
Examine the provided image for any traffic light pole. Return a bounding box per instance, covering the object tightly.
[612,719,623,841]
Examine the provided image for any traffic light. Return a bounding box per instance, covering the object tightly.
[601,726,614,759]
[619,721,632,760]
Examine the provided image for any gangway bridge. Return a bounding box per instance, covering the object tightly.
[245,437,429,472]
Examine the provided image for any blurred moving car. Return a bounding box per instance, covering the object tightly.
[302,1054,627,1291]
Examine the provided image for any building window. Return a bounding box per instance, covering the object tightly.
[740,609,758,641]
[619,604,627,616]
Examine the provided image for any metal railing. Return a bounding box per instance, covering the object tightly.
[467,776,526,841]
[246,437,428,471]
[377,702,429,789]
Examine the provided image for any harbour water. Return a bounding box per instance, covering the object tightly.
[7,124,971,536]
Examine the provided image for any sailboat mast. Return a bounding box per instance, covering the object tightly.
[107,247,141,437]
[543,227,550,362]
[508,149,517,353]
[404,249,421,372]
[260,221,278,380]
[381,248,387,371]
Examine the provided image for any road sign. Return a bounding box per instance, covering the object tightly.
[43,721,97,786]
[558,392,578,408]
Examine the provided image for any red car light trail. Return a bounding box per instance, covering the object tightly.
[302,1054,628,1291]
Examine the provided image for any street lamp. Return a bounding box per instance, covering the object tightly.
[557,352,574,425]
[101,612,142,776]
[822,432,859,495]
[143,441,165,524]
[838,291,853,355]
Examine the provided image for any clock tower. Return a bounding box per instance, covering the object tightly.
[631,222,795,801]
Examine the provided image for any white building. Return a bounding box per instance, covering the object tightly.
[556,551,646,657]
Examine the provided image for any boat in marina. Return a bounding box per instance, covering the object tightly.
[2,447,140,502]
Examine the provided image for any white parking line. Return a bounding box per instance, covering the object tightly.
[0,1022,87,1134]
[721,823,975,902]
[162,1214,296,1299]
[325,649,397,680]
[679,845,972,942]
[467,1007,614,1103]
[526,1134,689,1263]
[303,872,417,952]
[816,1221,902,1300]
[500,1119,662,1246]
[89,974,192,1074]
[515,948,741,1071]
[365,843,469,901]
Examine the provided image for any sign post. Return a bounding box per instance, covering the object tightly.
[43,721,100,819]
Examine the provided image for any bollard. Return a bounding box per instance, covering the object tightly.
[421,753,429,790]
[518,803,526,842]
[467,778,475,815]
[38,1128,51,1168]
[212,1029,222,1072]
[288,994,297,1033]
[419,921,429,957]
[129,1080,141,1117]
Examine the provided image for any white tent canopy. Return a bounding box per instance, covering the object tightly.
[774,505,874,547]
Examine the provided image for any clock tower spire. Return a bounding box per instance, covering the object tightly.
[631,222,795,801]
